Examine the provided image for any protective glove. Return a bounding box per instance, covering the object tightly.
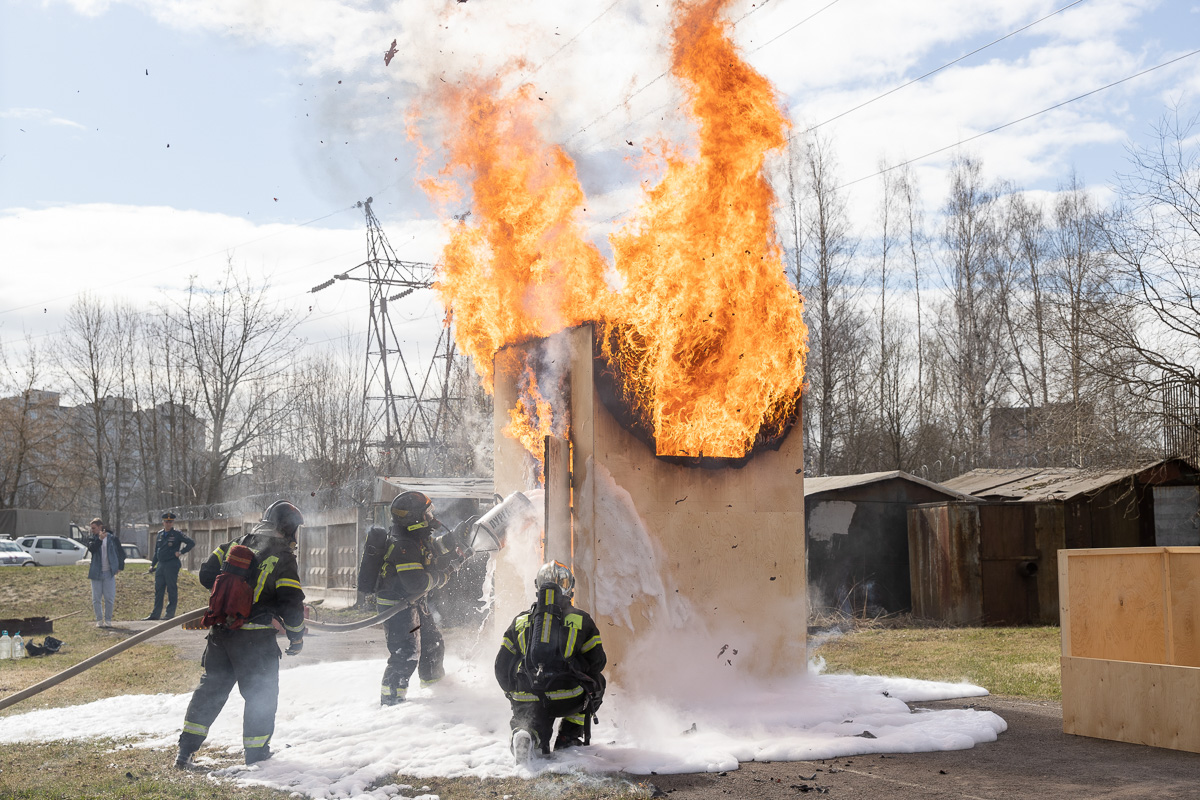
[148,566,156,574]
[285,638,303,656]
[355,590,369,609]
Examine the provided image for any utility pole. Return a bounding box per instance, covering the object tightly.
[311,198,461,477]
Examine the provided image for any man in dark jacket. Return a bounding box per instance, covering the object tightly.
[145,511,196,620]
[356,491,457,706]
[176,501,307,769]
[495,561,606,763]
[86,518,126,628]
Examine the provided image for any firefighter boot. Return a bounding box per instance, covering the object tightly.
[245,745,273,765]
[511,728,536,765]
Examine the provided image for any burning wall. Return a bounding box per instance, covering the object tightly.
[492,325,806,691]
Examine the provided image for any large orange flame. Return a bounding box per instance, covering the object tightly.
[414,0,807,466]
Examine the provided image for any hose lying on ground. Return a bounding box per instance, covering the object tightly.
[0,603,406,713]
[0,608,206,713]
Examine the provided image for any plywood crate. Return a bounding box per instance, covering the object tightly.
[1060,546,1200,752]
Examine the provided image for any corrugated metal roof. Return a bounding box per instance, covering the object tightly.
[378,476,497,502]
[804,470,974,501]
[943,462,1169,501]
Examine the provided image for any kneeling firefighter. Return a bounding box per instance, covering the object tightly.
[176,501,307,768]
[495,561,606,762]
[357,491,465,705]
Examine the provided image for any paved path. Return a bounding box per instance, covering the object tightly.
[650,697,1200,799]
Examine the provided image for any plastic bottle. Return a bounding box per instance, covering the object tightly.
[12,632,23,660]
[0,631,10,660]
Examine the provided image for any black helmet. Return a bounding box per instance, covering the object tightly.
[262,501,304,538]
[390,491,435,533]
[534,561,575,599]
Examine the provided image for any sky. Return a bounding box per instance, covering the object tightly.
[2,0,1199,383]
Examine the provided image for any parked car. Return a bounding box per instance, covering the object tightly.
[119,543,151,565]
[0,539,36,566]
[18,535,89,566]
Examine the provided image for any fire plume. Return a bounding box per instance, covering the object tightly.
[418,77,612,395]
[415,0,807,466]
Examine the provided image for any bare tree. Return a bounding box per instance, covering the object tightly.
[932,155,1012,470]
[1097,110,1200,463]
[0,339,79,509]
[792,133,864,475]
[173,264,301,504]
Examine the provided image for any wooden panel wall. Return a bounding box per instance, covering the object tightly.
[1060,546,1200,753]
[492,325,806,686]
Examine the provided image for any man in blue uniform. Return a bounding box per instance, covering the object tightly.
[175,501,306,768]
[145,512,196,620]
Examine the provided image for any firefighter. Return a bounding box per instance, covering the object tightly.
[176,500,307,769]
[144,511,195,620]
[494,561,606,763]
[357,491,459,706]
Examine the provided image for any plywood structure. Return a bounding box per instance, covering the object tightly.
[493,325,806,688]
[1060,547,1200,753]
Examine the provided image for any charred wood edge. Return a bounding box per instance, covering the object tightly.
[0,604,409,711]
[0,608,206,712]
[592,325,799,470]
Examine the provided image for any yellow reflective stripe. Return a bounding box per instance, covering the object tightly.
[581,635,602,653]
[545,685,584,700]
[509,691,540,702]
[501,637,517,654]
[543,588,554,606]
[540,612,553,644]
[406,521,429,532]
[284,620,305,633]
[381,685,408,698]
[420,676,442,687]
[394,563,423,572]
[564,626,578,658]
[378,598,398,607]
[213,546,227,565]
[240,623,274,630]
[514,614,530,654]
[244,735,270,748]
[275,578,301,590]
[564,614,582,657]
[182,721,208,735]
[255,556,279,602]
[565,714,585,725]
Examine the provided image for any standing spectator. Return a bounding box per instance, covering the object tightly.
[145,512,196,621]
[86,518,126,628]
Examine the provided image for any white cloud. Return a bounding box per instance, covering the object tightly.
[0,107,86,130]
[0,203,450,362]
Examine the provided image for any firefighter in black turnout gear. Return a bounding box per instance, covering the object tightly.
[495,561,606,763]
[357,491,458,705]
[176,501,307,769]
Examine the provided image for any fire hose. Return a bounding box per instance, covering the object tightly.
[0,603,413,713]
[0,491,532,714]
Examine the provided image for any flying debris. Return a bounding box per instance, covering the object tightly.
[384,39,398,66]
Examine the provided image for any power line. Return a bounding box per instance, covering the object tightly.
[836,47,1200,191]
[805,0,1088,133]
[748,0,845,54]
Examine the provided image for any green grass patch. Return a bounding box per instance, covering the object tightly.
[812,626,1062,700]
[0,564,210,716]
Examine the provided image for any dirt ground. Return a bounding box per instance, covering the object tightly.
[133,617,1200,800]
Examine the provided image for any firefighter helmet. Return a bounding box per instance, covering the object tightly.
[390,491,435,532]
[262,501,304,538]
[534,561,575,598]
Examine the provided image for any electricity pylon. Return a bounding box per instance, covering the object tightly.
[311,198,461,476]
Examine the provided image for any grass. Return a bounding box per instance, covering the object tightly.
[0,564,211,716]
[811,623,1062,700]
